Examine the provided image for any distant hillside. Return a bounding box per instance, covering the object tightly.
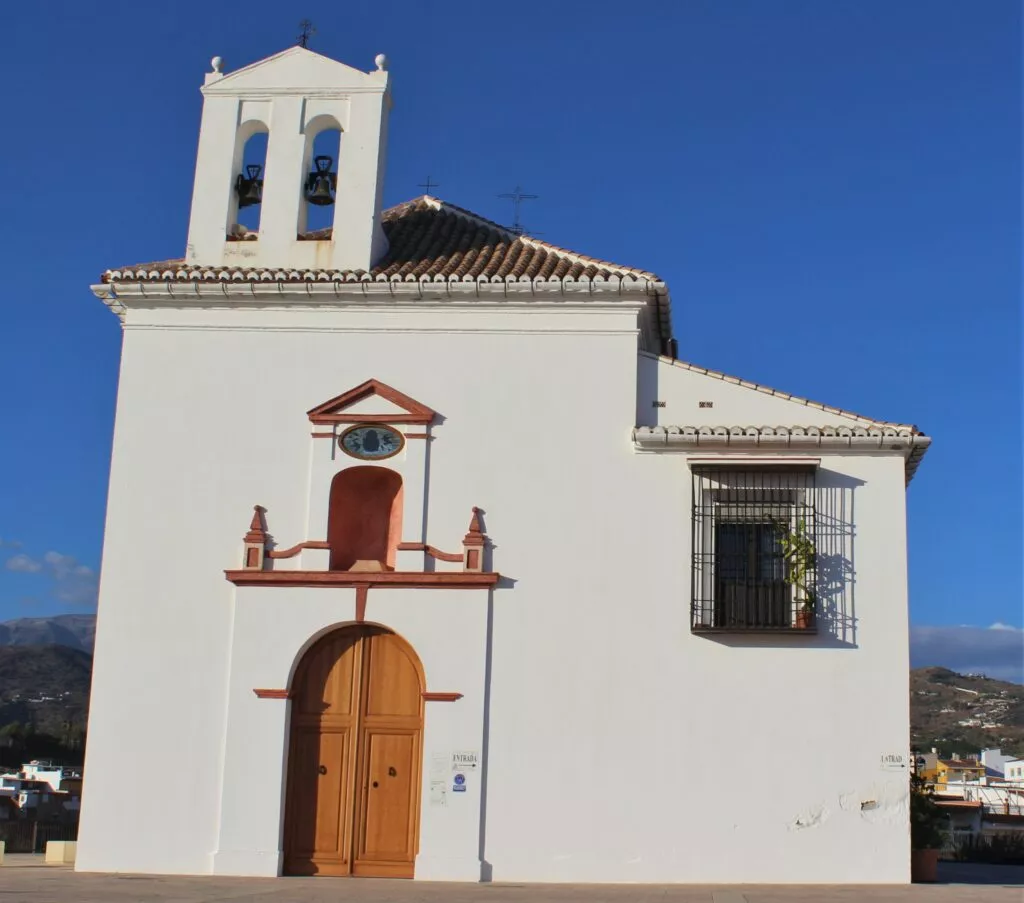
[0,645,92,741]
[0,614,96,653]
[0,632,1019,765]
[911,667,1024,758]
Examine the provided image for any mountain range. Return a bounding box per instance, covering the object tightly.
[0,614,95,653]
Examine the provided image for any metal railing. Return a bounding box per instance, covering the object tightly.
[0,820,78,854]
[691,466,817,632]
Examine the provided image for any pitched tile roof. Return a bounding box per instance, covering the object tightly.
[103,196,661,285]
[101,196,672,350]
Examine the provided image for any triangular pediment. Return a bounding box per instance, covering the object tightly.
[204,46,384,95]
[307,380,435,425]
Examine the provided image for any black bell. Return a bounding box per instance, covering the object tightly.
[305,155,336,206]
[235,164,264,208]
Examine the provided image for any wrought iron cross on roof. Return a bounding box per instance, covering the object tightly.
[418,176,440,195]
[297,20,316,49]
[498,185,539,236]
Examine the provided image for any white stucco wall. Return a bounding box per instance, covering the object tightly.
[78,301,915,883]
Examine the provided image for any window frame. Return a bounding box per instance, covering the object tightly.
[690,463,818,633]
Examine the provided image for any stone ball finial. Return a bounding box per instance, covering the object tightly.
[211,56,224,73]
[374,53,388,71]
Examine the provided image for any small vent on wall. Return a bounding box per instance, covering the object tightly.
[652,401,666,408]
[699,401,714,409]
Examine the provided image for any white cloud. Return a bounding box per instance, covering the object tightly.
[1,548,98,608]
[5,554,42,573]
[42,551,98,606]
[911,624,1024,684]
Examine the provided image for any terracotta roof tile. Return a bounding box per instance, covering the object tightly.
[103,196,661,286]
[99,196,673,350]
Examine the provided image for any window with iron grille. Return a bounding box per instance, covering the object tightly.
[691,466,817,632]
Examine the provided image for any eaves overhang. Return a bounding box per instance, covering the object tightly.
[90,278,662,322]
[633,424,931,485]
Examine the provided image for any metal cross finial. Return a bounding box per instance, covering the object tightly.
[298,19,316,49]
[498,185,539,236]
[418,176,440,195]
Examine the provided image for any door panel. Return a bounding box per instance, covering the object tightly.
[362,633,422,719]
[311,729,349,855]
[354,730,418,869]
[283,626,422,879]
[283,727,321,865]
[284,630,361,875]
[293,630,360,718]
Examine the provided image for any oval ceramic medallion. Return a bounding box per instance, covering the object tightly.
[339,424,404,460]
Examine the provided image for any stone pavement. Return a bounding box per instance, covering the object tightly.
[0,858,1021,903]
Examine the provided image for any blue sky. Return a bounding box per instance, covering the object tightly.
[0,2,1020,677]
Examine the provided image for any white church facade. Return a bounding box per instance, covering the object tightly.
[79,47,930,883]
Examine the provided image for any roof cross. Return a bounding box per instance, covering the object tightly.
[297,20,316,49]
[418,176,440,195]
[498,185,539,236]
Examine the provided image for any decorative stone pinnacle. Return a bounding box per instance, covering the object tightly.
[463,507,485,546]
[244,505,268,544]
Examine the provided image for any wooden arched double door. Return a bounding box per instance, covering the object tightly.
[283,625,424,878]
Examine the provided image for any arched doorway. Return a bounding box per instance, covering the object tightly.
[283,625,424,877]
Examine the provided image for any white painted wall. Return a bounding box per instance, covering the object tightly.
[78,298,916,884]
[637,351,897,429]
[981,748,1013,777]
[21,764,64,790]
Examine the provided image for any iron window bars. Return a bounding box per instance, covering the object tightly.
[691,465,817,632]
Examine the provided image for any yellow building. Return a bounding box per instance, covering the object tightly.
[935,759,985,784]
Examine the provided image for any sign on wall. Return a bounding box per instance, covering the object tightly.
[451,751,479,771]
[879,752,909,771]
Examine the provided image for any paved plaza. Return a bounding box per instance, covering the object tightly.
[0,858,1022,903]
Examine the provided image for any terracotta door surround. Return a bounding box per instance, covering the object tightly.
[283,625,424,877]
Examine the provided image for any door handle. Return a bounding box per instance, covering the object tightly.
[318,765,327,775]
[388,766,397,777]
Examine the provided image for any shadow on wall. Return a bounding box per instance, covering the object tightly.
[702,468,862,651]
[815,468,861,647]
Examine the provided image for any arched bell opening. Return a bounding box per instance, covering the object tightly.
[299,118,342,235]
[228,124,268,238]
[327,467,403,572]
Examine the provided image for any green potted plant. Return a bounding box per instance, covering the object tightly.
[773,517,816,628]
[910,771,947,882]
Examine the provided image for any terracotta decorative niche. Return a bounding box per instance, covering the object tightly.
[327,467,403,571]
[307,379,435,426]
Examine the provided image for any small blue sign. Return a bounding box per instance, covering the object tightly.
[453,773,467,792]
